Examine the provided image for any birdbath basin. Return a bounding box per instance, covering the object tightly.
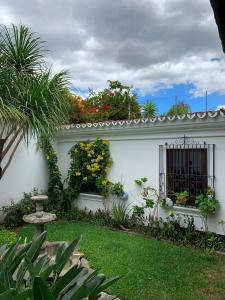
[23,195,56,240]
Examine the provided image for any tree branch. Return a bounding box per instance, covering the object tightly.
[0,125,6,139]
[4,125,18,141]
[1,134,23,179]
[1,128,22,160]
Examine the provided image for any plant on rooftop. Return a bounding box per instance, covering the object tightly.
[0,24,70,180]
[67,93,85,124]
[80,80,141,122]
[67,139,112,198]
[142,101,157,118]
[167,101,190,116]
[0,231,120,299]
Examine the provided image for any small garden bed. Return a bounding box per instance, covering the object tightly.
[19,221,225,300]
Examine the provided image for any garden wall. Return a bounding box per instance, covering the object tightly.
[0,138,48,221]
[56,112,225,235]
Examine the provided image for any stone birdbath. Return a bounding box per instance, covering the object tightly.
[23,195,56,240]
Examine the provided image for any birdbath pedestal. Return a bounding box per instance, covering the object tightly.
[23,195,56,240]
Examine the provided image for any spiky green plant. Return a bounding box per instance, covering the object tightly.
[0,231,120,299]
[142,101,157,118]
[0,24,70,179]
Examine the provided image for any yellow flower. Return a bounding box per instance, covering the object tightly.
[102,178,109,186]
[87,154,92,157]
[83,177,88,182]
[75,171,81,176]
[103,140,110,145]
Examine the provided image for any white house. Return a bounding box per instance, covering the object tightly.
[56,110,225,234]
[1,110,225,234]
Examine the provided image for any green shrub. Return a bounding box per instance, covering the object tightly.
[112,202,129,227]
[109,182,125,198]
[38,138,72,213]
[2,190,37,228]
[67,139,112,197]
[0,227,17,245]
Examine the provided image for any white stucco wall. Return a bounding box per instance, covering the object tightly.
[1,112,225,235]
[0,139,48,211]
[56,113,225,235]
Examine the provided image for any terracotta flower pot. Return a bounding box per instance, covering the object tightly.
[177,196,187,205]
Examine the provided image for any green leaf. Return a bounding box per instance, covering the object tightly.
[16,232,47,289]
[60,268,91,299]
[25,231,47,263]
[89,276,121,300]
[10,243,31,274]
[33,277,54,300]
[40,264,55,282]
[52,265,81,297]
[54,237,81,278]
[0,245,7,257]
[0,289,16,300]
[14,289,32,300]
[68,274,106,300]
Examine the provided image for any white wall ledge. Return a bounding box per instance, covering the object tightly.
[78,193,104,203]
[172,205,201,217]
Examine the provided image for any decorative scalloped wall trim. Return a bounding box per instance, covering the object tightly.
[60,110,225,131]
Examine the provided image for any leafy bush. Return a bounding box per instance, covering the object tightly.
[196,195,219,232]
[67,139,112,197]
[0,231,120,299]
[109,182,125,198]
[196,195,219,217]
[38,138,71,213]
[167,101,190,116]
[2,191,37,228]
[0,227,17,245]
[111,202,129,227]
[176,191,189,205]
[82,80,141,122]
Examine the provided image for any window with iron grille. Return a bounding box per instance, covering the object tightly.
[159,136,215,206]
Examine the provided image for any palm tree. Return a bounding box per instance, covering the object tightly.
[142,101,157,118]
[0,24,70,179]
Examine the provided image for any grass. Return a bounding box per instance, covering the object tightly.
[19,221,225,300]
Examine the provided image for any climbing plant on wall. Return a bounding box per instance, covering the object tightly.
[67,138,113,197]
[38,138,71,212]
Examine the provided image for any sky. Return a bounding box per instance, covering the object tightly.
[1,0,225,114]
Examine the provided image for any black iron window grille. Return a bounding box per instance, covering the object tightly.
[159,135,215,206]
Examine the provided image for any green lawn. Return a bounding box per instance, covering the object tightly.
[19,221,225,300]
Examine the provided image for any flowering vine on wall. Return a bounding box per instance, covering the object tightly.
[67,138,113,197]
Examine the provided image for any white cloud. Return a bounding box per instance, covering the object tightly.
[217,105,225,110]
[0,0,224,96]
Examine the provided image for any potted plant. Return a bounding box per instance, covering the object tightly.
[207,186,215,199]
[176,191,189,205]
